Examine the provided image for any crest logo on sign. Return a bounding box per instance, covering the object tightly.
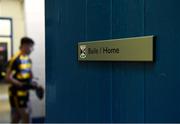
[80,45,86,59]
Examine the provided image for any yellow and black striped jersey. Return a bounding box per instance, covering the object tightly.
[8,51,32,84]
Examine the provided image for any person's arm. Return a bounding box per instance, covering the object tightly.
[5,59,23,87]
[6,68,23,87]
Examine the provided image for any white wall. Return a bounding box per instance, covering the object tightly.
[24,0,45,118]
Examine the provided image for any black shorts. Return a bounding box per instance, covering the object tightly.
[9,87,29,108]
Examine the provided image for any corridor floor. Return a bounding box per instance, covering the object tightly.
[0,83,10,123]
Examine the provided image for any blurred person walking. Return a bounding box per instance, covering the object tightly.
[6,37,44,123]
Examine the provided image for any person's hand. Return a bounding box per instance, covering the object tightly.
[28,81,38,89]
[32,80,38,86]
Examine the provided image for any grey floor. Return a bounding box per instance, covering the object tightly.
[0,83,10,123]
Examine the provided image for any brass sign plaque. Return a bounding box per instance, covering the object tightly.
[78,36,154,61]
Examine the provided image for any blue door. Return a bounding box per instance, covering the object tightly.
[46,0,180,123]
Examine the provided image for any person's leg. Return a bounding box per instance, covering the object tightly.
[11,108,21,123]
[9,95,21,123]
[19,101,31,123]
[19,108,30,123]
[19,107,31,123]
